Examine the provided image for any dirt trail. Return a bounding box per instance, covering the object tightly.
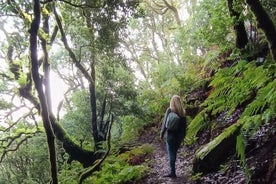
[137,127,194,184]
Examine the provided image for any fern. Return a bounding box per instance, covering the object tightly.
[243,62,270,89]
[203,96,227,115]
[240,115,262,139]
[263,106,276,124]
[242,80,276,121]
[236,134,246,165]
[202,60,252,116]
[236,134,251,183]
[190,55,276,184]
[190,58,276,151]
[186,111,210,144]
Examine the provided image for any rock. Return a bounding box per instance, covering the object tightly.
[193,122,241,174]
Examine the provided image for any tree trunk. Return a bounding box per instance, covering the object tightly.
[53,4,103,159]
[227,0,248,49]
[246,0,276,60]
[89,80,100,148]
[49,116,102,167]
[54,4,102,150]
[29,1,58,183]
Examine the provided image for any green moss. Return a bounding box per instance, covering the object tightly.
[195,121,242,160]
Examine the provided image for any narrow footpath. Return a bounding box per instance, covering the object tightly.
[137,126,194,184]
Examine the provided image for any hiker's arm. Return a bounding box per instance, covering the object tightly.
[160,108,170,139]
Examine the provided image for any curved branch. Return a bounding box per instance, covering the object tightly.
[41,0,102,9]
[0,130,43,163]
[53,4,93,83]
[162,0,181,26]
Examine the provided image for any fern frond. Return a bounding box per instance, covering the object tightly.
[236,134,246,165]
[240,115,262,139]
[243,80,276,118]
[243,63,270,89]
[186,111,210,144]
[236,134,251,183]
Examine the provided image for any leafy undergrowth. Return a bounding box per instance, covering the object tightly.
[88,144,153,184]
[85,116,275,184]
[133,115,276,184]
[86,57,276,184]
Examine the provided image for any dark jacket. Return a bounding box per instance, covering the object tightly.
[160,108,186,146]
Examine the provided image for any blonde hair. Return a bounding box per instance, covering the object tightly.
[169,95,185,117]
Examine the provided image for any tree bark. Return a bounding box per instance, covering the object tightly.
[48,116,102,167]
[246,0,276,60]
[162,0,181,26]
[29,1,58,183]
[42,6,102,167]
[227,0,248,49]
[53,4,102,150]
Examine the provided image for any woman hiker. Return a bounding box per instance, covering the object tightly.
[160,95,187,178]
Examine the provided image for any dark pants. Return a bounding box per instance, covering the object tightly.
[166,132,180,175]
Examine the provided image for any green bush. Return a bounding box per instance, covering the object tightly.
[88,144,152,184]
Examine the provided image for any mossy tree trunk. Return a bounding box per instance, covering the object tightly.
[29,1,58,183]
[53,3,105,151]
[227,0,248,49]
[246,0,276,60]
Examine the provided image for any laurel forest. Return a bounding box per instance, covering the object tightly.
[0,0,275,183]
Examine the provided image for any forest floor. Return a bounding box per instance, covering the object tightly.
[134,125,248,184]
[135,126,195,184]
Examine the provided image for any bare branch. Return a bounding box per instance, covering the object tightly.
[53,4,93,83]
[162,0,181,26]
[0,130,43,163]
[41,0,102,9]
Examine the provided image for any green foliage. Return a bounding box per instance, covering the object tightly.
[190,57,276,180]
[243,79,276,121]
[202,60,250,115]
[58,162,83,184]
[98,56,141,118]
[236,133,251,183]
[240,115,262,139]
[17,71,27,86]
[194,59,275,124]
[0,133,51,184]
[186,111,210,144]
[120,115,148,143]
[136,61,188,122]
[88,144,152,184]
[137,87,169,117]
[236,134,246,166]
[176,0,234,53]
[61,90,92,148]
